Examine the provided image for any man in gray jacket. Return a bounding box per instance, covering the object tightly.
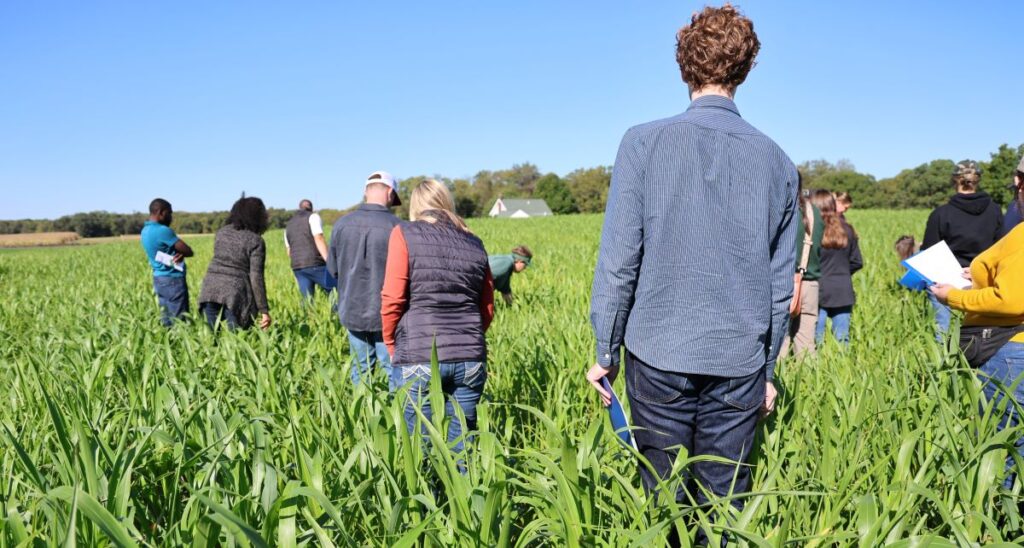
[328,171,402,385]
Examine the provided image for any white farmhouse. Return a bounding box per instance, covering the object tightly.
[488,198,554,219]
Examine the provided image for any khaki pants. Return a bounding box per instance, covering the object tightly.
[780,279,819,358]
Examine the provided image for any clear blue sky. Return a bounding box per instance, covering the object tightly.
[2,1,1021,219]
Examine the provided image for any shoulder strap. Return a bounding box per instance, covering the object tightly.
[798,202,814,273]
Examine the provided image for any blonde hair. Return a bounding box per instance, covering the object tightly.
[409,179,469,231]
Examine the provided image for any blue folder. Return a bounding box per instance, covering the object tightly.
[899,258,933,291]
[601,377,636,449]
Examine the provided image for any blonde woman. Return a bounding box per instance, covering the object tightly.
[381,179,495,454]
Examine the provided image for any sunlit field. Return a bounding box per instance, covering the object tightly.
[2,210,1022,546]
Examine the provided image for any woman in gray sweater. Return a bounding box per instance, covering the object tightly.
[199,197,272,330]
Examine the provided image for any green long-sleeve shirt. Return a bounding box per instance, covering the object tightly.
[795,204,824,281]
[488,254,515,295]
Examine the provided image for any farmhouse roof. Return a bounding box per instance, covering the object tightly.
[492,198,553,217]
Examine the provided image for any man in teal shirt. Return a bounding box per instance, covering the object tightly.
[488,245,532,304]
[140,198,194,326]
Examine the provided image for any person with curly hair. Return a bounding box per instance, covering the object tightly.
[198,197,272,330]
[586,4,797,539]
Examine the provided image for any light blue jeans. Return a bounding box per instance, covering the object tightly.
[348,330,391,385]
[390,361,487,455]
[928,291,951,340]
[815,306,852,345]
[978,341,1024,489]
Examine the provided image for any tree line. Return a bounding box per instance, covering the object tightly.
[800,143,1023,209]
[0,163,613,237]
[2,142,1020,238]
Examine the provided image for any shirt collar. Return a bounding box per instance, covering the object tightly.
[687,95,740,116]
[359,203,390,212]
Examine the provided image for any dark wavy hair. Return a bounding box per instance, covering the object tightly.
[227,197,269,234]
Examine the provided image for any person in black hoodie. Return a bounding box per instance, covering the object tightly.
[922,160,1003,335]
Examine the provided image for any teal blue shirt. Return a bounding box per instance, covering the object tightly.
[488,254,515,295]
[141,220,185,277]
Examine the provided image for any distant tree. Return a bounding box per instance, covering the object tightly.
[876,159,956,209]
[533,173,578,214]
[797,159,883,208]
[799,158,857,185]
[981,143,1024,207]
[564,166,611,213]
[451,178,478,218]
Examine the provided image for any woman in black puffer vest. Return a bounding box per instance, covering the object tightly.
[381,179,495,455]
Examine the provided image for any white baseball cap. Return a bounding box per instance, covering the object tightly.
[365,170,401,205]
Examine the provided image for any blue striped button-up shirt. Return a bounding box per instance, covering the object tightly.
[590,95,798,380]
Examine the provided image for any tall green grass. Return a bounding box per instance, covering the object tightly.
[1,210,1021,545]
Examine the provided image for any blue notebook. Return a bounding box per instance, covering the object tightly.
[601,377,637,449]
[898,263,932,291]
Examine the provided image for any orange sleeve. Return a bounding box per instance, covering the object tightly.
[381,226,409,356]
[480,269,495,332]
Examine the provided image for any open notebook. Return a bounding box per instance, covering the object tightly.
[900,241,970,291]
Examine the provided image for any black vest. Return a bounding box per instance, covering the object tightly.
[285,210,325,270]
[393,212,489,365]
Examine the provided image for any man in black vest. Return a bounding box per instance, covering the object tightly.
[285,199,336,299]
[328,171,402,385]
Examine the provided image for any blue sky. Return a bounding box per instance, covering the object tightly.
[2,1,1021,219]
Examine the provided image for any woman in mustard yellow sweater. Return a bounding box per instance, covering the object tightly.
[931,223,1024,486]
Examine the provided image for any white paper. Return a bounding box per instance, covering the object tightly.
[904,241,970,289]
[154,250,184,272]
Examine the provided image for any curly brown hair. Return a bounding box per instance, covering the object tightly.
[675,4,760,92]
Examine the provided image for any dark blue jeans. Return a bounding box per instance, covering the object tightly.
[153,276,189,327]
[389,361,487,455]
[201,302,240,330]
[293,265,336,299]
[978,341,1024,489]
[626,351,764,510]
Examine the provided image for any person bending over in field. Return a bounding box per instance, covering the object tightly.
[930,221,1024,489]
[198,197,272,331]
[586,5,796,544]
[922,160,1002,336]
[327,171,402,385]
[812,190,862,346]
[284,199,336,300]
[894,235,918,262]
[488,245,532,304]
[382,179,495,458]
[141,198,194,326]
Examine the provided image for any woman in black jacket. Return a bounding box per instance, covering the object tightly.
[812,190,862,345]
[922,160,1002,335]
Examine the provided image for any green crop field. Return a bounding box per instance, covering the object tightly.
[1,210,1022,546]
